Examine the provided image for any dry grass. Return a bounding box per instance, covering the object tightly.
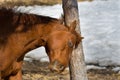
[22,60,120,80]
[0,0,93,7]
[0,1,60,8]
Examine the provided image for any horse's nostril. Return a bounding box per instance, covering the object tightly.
[59,65,65,71]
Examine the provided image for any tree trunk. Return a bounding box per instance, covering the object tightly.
[62,0,88,80]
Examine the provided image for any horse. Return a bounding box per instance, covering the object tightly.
[0,8,83,80]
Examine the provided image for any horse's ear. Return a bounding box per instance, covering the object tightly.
[68,20,77,32]
[74,36,84,48]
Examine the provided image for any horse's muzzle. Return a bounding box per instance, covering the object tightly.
[49,60,65,73]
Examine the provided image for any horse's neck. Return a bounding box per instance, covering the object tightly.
[18,25,53,54]
[19,33,42,53]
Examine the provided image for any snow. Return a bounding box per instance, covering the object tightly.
[14,0,120,67]
[112,67,120,72]
[14,4,63,18]
[24,47,49,62]
[79,0,120,66]
[86,65,106,70]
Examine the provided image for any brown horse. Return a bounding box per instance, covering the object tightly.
[0,8,83,80]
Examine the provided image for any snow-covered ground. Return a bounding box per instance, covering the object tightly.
[79,0,120,66]
[14,0,120,67]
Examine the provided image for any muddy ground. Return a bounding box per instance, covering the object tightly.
[22,60,120,80]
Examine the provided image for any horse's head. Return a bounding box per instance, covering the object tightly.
[44,21,83,73]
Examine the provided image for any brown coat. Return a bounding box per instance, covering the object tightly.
[0,8,82,80]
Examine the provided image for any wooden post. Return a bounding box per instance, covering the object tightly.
[62,0,88,80]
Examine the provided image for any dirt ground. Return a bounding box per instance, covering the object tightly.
[22,60,120,80]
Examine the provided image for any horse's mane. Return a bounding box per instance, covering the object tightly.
[0,7,59,45]
[0,7,59,26]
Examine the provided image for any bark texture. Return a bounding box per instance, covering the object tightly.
[62,0,88,80]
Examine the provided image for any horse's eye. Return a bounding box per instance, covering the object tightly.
[68,40,73,48]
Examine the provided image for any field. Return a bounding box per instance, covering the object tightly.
[22,60,120,80]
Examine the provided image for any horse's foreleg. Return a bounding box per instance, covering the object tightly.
[0,71,1,80]
[9,60,23,80]
[9,70,22,80]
